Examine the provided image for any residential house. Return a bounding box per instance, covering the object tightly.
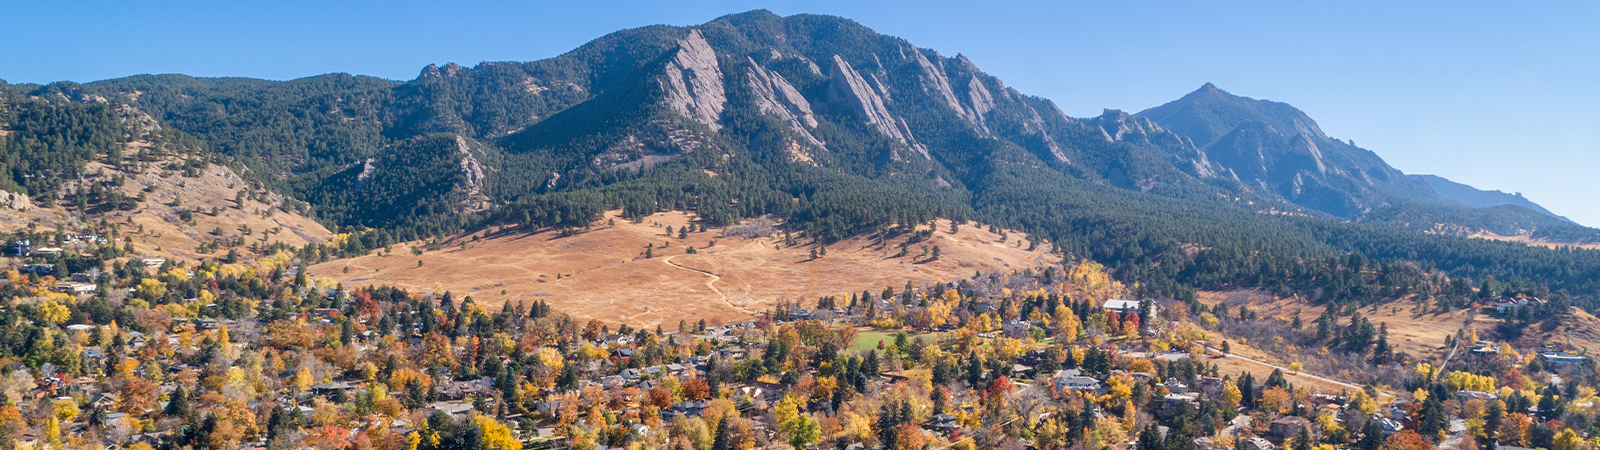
[1103,299,1152,316]
[310,381,358,397]
[1542,351,1587,367]
[1241,437,1274,450]
[663,401,709,420]
[428,401,475,416]
[1492,297,1546,314]
[1373,418,1404,436]
[1470,341,1499,354]
[20,264,54,275]
[1163,378,1189,394]
[54,282,96,294]
[1270,416,1314,439]
[1164,393,1199,406]
[1053,370,1102,393]
[439,378,494,400]
[923,413,960,433]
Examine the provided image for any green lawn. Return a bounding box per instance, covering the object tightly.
[850,328,945,351]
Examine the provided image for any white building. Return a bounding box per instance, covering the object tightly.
[1103,299,1150,315]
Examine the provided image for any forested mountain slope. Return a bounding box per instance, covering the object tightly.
[1413,173,1571,221]
[4,10,1598,311]
[0,84,332,261]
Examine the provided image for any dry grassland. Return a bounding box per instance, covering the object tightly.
[310,211,1060,328]
[0,157,332,263]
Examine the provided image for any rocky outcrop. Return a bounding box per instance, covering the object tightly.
[660,30,727,131]
[746,58,823,148]
[1088,110,1221,178]
[593,117,712,172]
[419,62,466,79]
[0,191,32,211]
[907,48,997,136]
[911,50,966,120]
[825,55,928,158]
[965,76,996,127]
[452,136,494,213]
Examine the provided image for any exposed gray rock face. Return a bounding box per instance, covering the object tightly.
[1013,98,1069,162]
[660,29,727,131]
[452,135,493,213]
[911,49,967,121]
[965,76,996,131]
[907,48,996,136]
[593,117,711,172]
[825,55,928,158]
[746,58,823,148]
[356,158,378,183]
[0,192,32,211]
[114,104,163,135]
[1088,110,1222,178]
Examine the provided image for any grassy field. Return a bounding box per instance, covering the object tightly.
[851,329,948,351]
[310,211,1058,329]
[1198,290,1600,358]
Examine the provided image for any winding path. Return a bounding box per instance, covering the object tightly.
[662,255,754,315]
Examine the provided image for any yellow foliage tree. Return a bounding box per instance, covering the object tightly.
[1054,305,1081,342]
[36,299,70,324]
[1221,380,1242,409]
[52,398,78,422]
[774,395,800,428]
[137,278,167,298]
[1348,389,1378,416]
[1445,370,1497,392]
[292,367,314,394]
[1552,428,1582,450]
[476,416,523,450]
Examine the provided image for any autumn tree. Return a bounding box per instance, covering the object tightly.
[1383,430,1432,450]
[785,413,820,450]
[478,416,523,450]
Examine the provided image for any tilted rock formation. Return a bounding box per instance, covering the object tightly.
[452,135,493,213]
[746,57,823,148]
[660,30,727,131]
[825,55,928,158]
[1087,110,1221,178]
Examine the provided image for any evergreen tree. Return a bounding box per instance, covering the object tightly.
[966,351,984,387]
[1356,421,1383,450]
[712,417,730,450]
[165,385,191,417]
[1418,395,1447,439]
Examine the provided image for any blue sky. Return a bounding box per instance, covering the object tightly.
[3,1,1597,225]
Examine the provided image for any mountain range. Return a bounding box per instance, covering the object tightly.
[3,10,1598,307]
[1412,174,1571,222]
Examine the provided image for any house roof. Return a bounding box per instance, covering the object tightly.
[1103,299,1140,309]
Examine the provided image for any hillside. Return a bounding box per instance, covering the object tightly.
[0,91,331,262]
[1355,202,1600,245]
[0,158,333,262]
[1199,290,1600,361]
[1412,173,1572,221]
[308,211,1057,327]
